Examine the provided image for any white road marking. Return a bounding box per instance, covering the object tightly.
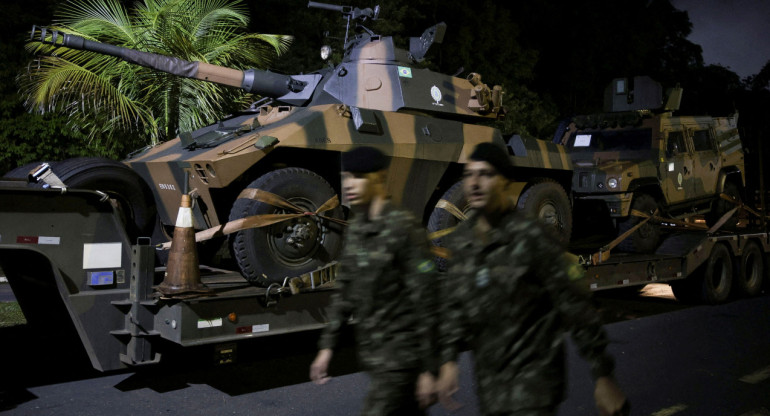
[740,365,770,384]
[651,404,688,416]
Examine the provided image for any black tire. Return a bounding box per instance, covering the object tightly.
[699,243,734,304]
[670,279,698,303]
[737,241,764,297]
[229,168,344,286]
[3,162,53,181]
[427,182,469,271]
[50,158,157,243]
[516,180,572,245]
[617,193,661,253]
[706,180,741,230]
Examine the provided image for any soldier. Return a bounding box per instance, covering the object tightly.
[310,146,439,415]
[435,142,628,416]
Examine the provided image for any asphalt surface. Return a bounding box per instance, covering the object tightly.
[1,285,769,415]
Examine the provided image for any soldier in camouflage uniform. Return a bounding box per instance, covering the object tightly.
[310,146,439,415]
[436,143,628,416]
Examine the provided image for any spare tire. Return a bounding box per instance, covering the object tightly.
[229,168,345,286]
[46,158,156,243]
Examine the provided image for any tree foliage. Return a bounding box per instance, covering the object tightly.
[19,0,292,146]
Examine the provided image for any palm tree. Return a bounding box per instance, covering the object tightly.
[20,0,292,146]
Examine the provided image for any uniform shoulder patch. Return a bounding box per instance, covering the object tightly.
[417,260,436,273]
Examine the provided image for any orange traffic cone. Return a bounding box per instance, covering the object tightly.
[158,194,210,296]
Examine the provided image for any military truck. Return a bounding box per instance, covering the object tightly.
[556,76,745,252]
[24,2,573,286]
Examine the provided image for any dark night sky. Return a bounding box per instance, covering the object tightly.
[672,0,770,78]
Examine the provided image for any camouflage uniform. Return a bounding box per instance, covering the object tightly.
[319,202,438,416]
[439,208,615,416]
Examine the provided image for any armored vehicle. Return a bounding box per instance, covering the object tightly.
[557,76,745,252]
[28,2,573,285]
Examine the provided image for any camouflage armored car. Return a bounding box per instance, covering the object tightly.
[558,76,745,252]
[27,2,573,285]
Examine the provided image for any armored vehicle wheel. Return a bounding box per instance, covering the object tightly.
[737,241,764,297]
[617,193,661,253]
[706,181,741,230]
[516,180,572,245]
[427,182,470,271]
[229,168,344,286]
[698,243,734,304]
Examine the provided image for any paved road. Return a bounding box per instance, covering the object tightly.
[1,289,769,415]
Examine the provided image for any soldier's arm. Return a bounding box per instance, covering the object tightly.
[532,222,615,380]
[317,248,355,352]
[401,215,440,374]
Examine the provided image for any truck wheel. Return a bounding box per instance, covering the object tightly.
[427,182,469,271]
[516,180,572,245]
[699,243,734,304]
[25,158,157,243]
[229,168,344,286]
[737,241,764,297]
[3,162,53,180]
[670,279,698,303]
[706,181,741,230]
[617,193,661,253]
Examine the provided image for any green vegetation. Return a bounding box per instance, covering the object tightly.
[0,301,26,328]
[20,0,291,147]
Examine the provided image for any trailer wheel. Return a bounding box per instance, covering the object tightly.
[670,279,698,303]
[427,182,470,271]
[699,243,734,304]
[617,193,661,253]
[737,241,764,297]
[516,180,572,245]
[229,168,344,286]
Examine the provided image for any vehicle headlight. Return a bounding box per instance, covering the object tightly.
[320,45,332,61]
[608,178,619,189]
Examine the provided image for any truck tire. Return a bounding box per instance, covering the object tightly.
[699,243,734,304]
[617,193,661,253]
[229,168,344,286]
[427,181,469,271]
[706,180,741,230]
[737,241,764,297]
[3,162,52,181]
[517,180,572,245]
[21,158,157,243]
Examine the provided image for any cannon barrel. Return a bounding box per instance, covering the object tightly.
[307,1,351,13]
[32,26,307,97]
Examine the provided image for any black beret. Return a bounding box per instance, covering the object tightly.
[469,142,514,179]
[341,146,389,173]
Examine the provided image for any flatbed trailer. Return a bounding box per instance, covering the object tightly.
[575,224,769,304]
[1,180,767,373]
[0,180,336,372]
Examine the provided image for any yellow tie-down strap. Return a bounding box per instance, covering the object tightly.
[159,189,348,250]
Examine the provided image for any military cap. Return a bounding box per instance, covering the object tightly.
[469,142,514,179]
[341,146,389,173]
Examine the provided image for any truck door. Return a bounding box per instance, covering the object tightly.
[688,126,721,198]
[662,129,693,203]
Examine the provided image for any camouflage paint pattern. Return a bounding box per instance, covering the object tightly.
[317,202,437,413]
[439,208,614,414]
[562,111,744,219]
[35,12,572,282]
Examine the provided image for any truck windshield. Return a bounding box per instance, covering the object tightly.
[567,128,652,152]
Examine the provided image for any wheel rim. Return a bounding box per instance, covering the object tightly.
[266,197,326,267]
[538,200,561,230]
